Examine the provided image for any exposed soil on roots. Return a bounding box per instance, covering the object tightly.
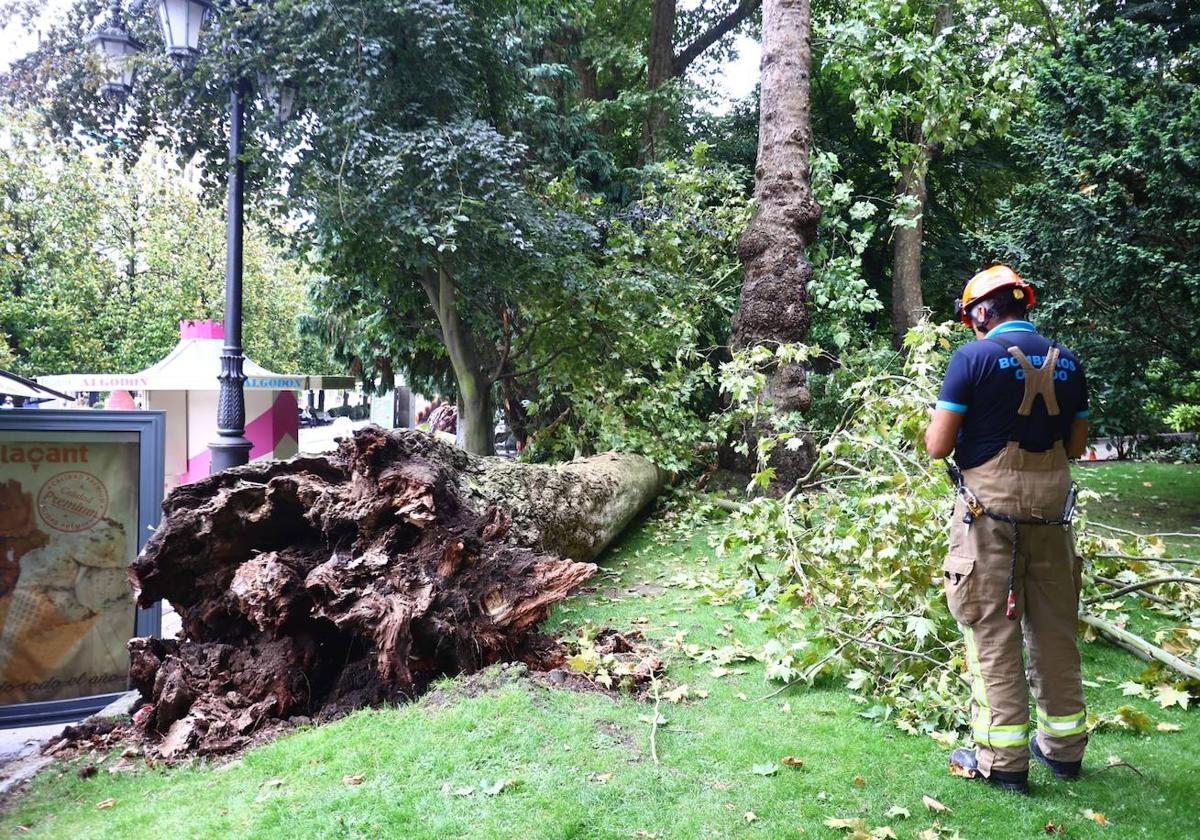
[85,428,604,759]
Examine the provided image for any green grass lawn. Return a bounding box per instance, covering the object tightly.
[1076,461,1200,558]
[3,504,1198,840]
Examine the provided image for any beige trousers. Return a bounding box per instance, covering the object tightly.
[944,442,1087,774]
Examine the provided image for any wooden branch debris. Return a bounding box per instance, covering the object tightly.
[1084,576,1200,606]
[1080,613,1200,682]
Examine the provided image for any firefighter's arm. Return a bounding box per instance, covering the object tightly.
[1066,417,1089,459]
[925,408,965,459]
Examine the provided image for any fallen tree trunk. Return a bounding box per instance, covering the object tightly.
[126,427,663,757]
[1080,613,1200,682]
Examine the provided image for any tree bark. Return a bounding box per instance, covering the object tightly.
[890,2,952,347]
[643,0,678,162]
[727,0,821,490]
[891,153,928,347]
[672,0,762,76]
[125,427,664,757]
[421,267,495,455]
[642,0,762,161]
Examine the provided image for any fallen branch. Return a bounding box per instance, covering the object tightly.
[1079,614,1200,681]
[827,627,970,687]
[1084,576,1200,606]
[697,494,749,514]
[759,631,861,701]
[1090,521,1200,540]
[1096,553,1200,567]
[1093,575,1172,607]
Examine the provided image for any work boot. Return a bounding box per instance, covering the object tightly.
[949,747,1030,794]
[1031,737,1081,780]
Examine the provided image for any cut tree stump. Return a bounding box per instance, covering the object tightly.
[126,426,663,757]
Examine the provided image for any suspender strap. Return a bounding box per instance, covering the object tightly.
[986,336,1063,444]
[1007,345,1061,417]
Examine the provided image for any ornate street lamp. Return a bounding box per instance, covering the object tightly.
[87,0,295,473]
[86,1,144,103]
[156,0,211,67]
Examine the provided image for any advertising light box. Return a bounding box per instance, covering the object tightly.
[0,411,164,726]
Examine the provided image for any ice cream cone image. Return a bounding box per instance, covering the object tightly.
[0,588,100,704]
[0,517,130,704]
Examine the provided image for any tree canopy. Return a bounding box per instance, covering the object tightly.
[0,110,328,378]
[3,0,1197,448]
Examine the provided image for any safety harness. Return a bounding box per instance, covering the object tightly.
[944,339,1078,620]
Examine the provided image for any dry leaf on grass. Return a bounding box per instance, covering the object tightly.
[480,778,516,796]
[929,731,959,748]
[95,799,115,810]
[884,805,910,819]
[922,795,952,813]
[1043,821,1064,834]
[781,756,804,768]
[664,685,691,703]
[342,774,365,785]
[1082,809,1108,826]
[1156,722,1182,732]
[825,817,868,832]
[853,775,865,786]
[263,778,284,788]
[744,812,758,823]
[751,763,779,776]
[1155,685,1191,710]
[916,826,965,840]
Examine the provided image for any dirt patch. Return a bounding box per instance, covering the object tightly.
[421,662,532,711]
[45,624,664,768]
[601,582,666,600]
[594,719,644,756]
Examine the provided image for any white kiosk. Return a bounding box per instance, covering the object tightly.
[40,320,354,491]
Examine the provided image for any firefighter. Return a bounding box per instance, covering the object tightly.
[925,265,1091,794]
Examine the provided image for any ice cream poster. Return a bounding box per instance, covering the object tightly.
[0,431,139,704]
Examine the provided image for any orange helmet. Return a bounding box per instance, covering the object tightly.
[955,264,1035,326]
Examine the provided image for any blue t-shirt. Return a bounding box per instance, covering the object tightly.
[936,321,1089,469]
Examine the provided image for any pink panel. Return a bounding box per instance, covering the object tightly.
[179,320,225,340]
[181,391,298,483]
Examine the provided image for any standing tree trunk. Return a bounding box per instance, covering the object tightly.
[643,0,677,162]
[727,0,821,491]
[641,0,763,161]
[891,152,928,347]
[890,1,952,347]
[421,267,495,455]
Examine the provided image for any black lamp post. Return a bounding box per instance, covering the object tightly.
[87,0,295,474]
